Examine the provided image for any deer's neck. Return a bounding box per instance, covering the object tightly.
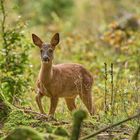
[39,61,53,83]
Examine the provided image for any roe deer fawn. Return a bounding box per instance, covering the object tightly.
[32,33,95,116]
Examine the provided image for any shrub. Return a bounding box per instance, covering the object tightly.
[0,0,33,103]
[14,0,74,24]
[41,0,74,20]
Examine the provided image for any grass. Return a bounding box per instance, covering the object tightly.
[0,0,140,139]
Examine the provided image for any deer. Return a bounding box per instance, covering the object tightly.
[32,33,95,117]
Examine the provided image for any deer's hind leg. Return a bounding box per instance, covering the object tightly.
[79,89,95,115]
[65,97,76,112]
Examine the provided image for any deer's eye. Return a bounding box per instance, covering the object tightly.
[48,49,53,54]
[40,50,43,53]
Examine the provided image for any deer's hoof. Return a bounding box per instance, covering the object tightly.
[48,114,57,121]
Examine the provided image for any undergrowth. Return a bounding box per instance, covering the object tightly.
[0,0,140,140]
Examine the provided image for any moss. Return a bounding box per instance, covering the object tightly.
[44,133,67,140]
[4,127,44,140]
[32,120,54,133]
[73,110,87,120]
[0,97,11,138]
[3,109,35,133]
[2,109,55,135]
[0,98,11,122]
[53,127,69,137]
[70,110,87,140]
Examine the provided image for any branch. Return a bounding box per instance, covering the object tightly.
[14,105,50,119]
[80,112,140,140]
[14,105,69,124]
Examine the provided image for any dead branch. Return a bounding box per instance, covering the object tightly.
[80,112,140,140]
[14,105,54,120]
[14,105,69,124]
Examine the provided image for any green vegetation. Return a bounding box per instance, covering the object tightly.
[53,127,69,137]
[131,126,140,140]
[0,0,140,140]
[4,127,44,140]
[71,110,87,140]
[0,0,33,104]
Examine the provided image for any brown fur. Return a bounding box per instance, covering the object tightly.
[32,33,95,116]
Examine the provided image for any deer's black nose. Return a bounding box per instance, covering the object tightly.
[43,55,49,61]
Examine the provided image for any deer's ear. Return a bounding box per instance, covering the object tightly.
[50,33,59,48]
[32,34,43,48]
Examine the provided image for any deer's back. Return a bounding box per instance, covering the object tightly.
[50,63,93,97]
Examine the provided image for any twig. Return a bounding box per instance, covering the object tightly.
[24,109,49,118]
[80,112,140,140]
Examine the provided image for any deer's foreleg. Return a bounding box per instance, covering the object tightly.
[49,97,58,116]
[35,93,45,114]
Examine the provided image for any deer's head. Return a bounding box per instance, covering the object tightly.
[32,33,59,63]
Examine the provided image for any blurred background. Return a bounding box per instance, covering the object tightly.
[0,0,140,136]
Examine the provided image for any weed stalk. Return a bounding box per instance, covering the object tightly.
[104,62,108,113]
[110,63,115,123]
